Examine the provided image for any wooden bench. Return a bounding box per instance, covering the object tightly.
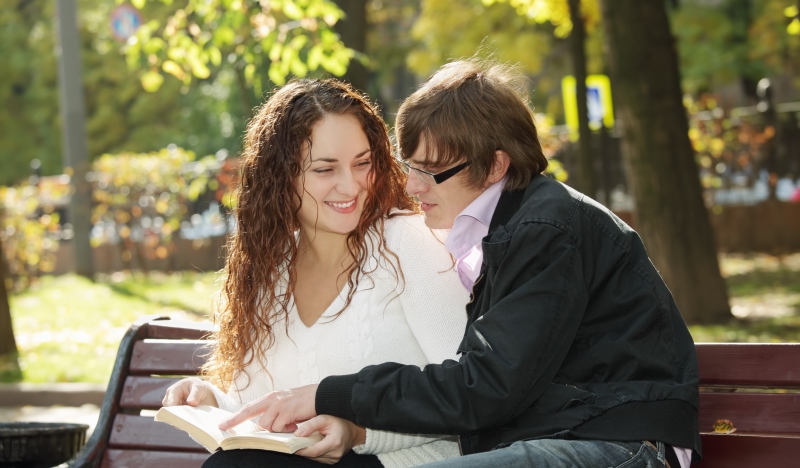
[694,342,800,467]
[68,316,215,467]
[69,317,800,467]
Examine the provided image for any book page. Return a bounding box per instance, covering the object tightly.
[154,405,260,452]
[220,431,324,453]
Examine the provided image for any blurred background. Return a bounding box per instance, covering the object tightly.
[0,0,799,431]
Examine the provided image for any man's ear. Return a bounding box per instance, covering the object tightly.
[486,150,511,185]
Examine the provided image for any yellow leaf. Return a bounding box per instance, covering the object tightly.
[785,5,799,17]
[140,70,164,92]
[788,18,800,36]
[712,419,736,434]
[162,60,185,80]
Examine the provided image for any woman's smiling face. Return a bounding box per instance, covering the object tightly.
[296,113,373,237]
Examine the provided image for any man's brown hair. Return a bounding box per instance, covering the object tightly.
[396,58,548,190]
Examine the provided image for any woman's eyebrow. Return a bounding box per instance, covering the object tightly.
[311,148,371,163]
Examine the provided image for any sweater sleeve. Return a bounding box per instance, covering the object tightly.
[318,223,588,434]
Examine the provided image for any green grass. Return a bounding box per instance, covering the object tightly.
[4,253,799,384]
[6,272,217,383]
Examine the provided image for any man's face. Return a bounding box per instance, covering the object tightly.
[404,138,488,229]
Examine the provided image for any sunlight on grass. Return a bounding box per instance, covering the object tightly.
[6,253,800,383]
[9,273,217,383]
[690,253,800,343]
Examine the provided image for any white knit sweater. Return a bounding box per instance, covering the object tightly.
[208,213,469,467]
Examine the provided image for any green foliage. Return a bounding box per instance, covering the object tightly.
[0,0,246,187]
[406,0,605,126]
[0,181,66,290]
[787,5,800,35]
[407,0,554,77]
[672,0,800,94]
[125,0,353,94]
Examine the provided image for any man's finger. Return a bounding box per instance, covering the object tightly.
[272,414,300,433]
[219,398,268,430]
[295,439,330,459]
[295,416,325,437]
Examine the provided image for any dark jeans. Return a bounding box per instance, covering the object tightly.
[202,449,383,467]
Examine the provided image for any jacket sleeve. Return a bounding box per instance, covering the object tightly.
[317,222,589,434]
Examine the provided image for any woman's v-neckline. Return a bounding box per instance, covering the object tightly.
[292,282,351,329]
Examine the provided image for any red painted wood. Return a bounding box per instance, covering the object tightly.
[101,448,210,468]
[129,340,210,375]
[147,320,216,340]
[699,392,800,434]
[108,414,206,452]
[695,433,800,467]
[696,343,800,388]
[120,376,180,410]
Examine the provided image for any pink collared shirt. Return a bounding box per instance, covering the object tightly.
[444,179,505,291]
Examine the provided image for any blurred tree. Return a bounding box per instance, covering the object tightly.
[365,0,422,119]
[672,0,800,96]
[333,0,368,92]
[599,0,732,323]
[481,0,600,196]
[90,147,223,271]
[0,235,20,381]
[126,0,353,119]
[0,0,247,186]
[408,0,607,131]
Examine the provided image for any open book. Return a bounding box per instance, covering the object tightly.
[155,405,323,454]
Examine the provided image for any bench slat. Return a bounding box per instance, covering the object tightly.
[696,433,800,467]
[108,414,207,452]
[699,392,800,434]
[697,343,800,387]
[101,449,210,468]
[121,376,180,410]
[130,341,209,375]
[147,320,215,340]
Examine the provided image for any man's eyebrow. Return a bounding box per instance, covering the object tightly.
[311,148,371,163]
[408,157,438,167]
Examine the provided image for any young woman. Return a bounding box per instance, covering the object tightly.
[162,79,468,467]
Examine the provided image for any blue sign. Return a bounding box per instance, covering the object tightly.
[110,4,142,42]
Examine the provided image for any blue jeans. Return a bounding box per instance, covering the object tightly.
[418,440,670,468]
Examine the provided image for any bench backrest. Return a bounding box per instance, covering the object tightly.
[69,317,215,468]
[72,320,800,467]
[694,342,800,468]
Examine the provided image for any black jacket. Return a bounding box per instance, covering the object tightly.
[317,175,701,458]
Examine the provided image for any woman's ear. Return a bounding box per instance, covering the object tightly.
[486,150,511,185]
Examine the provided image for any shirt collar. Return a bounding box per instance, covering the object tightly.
[444,178,506,258]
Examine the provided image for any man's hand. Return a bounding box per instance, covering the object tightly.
[293,415,366,464]
[218,384,319,432]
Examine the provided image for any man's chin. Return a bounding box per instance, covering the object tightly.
[422,215,453,230]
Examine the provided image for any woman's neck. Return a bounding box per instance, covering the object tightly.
[296,229,352,270]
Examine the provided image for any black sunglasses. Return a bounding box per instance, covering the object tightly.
[398,160,470,185]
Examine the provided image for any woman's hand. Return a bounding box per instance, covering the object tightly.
[162,377,218,407]
[293,415,367,464]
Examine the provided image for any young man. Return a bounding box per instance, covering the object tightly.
[222,59,701,467]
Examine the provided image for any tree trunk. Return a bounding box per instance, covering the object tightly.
[567,0,596,200]
[598,0,731,324]
[0,236,18,357]
[333,0,368,93]
[56,0,94,279]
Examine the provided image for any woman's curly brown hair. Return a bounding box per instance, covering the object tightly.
[202,79,417,389]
